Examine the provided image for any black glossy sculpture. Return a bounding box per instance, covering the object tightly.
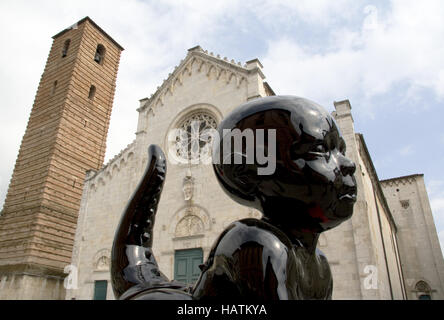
[111,96,357,300]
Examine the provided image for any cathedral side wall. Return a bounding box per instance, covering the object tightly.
[377,197,405,299]
[329,103,404,299]
[330,106,377,299]
[322,220,362,299]
[357,149,393,298]
[381,177,444,299]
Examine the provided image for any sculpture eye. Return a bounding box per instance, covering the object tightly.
[314,144,327,153]
[307,143,331,161]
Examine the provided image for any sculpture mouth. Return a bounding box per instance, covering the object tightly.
[338,193,357,203]
[338,186,357,203]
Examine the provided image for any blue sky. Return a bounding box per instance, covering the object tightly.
[0,0,443,254]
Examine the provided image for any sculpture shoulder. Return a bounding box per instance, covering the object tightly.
[212,218,294,257]
[193,218,295,299]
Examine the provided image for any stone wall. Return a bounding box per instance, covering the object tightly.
[381,175,444,299]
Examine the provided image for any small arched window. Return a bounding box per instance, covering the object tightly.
[88,85,96,100]
[94,44,106,65]
[62,39,71,58]
[51,80,58,95]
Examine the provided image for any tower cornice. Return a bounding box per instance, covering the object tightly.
[52,16,124,51]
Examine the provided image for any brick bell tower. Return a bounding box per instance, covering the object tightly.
[0,17,123,299]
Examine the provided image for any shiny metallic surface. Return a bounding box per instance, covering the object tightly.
[111,96,357,300]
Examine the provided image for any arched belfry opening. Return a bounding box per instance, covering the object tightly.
[62,39,70,57]
[94,44,106,64]
[88,85,96,100]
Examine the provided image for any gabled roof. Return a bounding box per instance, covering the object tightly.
[138,45,271,112]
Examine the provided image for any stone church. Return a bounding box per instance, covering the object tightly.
[1,18,443,300]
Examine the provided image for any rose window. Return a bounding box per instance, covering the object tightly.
[175,113,217,161]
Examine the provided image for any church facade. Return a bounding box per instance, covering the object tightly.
[65,46,444,299]
[1,18,443,300]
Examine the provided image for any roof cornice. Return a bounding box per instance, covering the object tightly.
[137,46,265,113]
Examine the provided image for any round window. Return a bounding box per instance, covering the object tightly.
[175,112,217,162]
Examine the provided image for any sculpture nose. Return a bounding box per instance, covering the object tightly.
[339,155,356,176]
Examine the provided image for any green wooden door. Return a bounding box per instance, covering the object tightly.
[93,280,108,300]
[174,248,203,284]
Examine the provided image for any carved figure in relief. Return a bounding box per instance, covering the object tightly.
[182,170,194,201]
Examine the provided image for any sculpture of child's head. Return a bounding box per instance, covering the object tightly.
[213,96,357,233]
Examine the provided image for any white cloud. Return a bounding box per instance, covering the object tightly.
[249,0,359,26]
[261,0,444,109]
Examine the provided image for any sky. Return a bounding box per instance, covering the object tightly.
[0,0,443,256]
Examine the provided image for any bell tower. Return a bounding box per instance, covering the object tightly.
[0,17,123,299]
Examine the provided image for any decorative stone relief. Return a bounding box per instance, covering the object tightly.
[139,51,248,117]
[93,249,111,271]
[87,142,135,193]
[170,205,211,236]
[400,200,410,209]
[415,280,431,293]
[183,169,194,201]
[175,215,204,237]
[96,256,110,271]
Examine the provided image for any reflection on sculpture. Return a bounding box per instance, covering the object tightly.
[111,96,357,300]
